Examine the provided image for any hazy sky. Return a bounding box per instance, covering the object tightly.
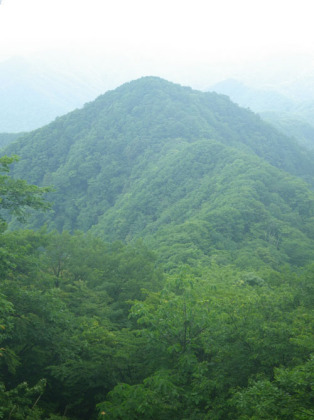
[1,0,314,58]
[1,0,314,88]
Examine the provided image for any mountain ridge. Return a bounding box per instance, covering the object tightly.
[4,76,314,269]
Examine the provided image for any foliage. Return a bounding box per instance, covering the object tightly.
[0,379,47,420]
[0,155,51,230]
[1,77,314,418]
[98,267,314,419]
[0,228,161,418]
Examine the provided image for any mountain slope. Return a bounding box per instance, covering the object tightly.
[210,78,314,150]
[261,112,314,150]
[7,77,314,182]
[91,138,314,269]
[4,76,314,269]
[0,132,23,149]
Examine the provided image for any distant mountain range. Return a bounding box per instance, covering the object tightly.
[4,76,314,270]
[210,78,314,149]
[3,51,314,139]
[210,79,294,113]
[0,55,115,132]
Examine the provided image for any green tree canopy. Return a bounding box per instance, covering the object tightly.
[0,155,50,230]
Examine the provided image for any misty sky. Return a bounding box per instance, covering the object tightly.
[1,0,314,88]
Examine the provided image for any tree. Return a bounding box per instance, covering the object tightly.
[0,155,51,230]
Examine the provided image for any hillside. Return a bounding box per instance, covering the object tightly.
[2,76,314,419]
[261,112,314,150]
[0,132,23,149]
[4,76,314,269]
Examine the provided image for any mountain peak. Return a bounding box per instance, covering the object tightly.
[4,77,314,260]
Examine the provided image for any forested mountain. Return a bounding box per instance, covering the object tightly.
[261,112,314,150]
[1,77,314,419]
[4,76,314,269]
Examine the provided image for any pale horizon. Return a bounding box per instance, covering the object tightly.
[1,0,314,89]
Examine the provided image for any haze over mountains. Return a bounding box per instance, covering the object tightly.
[3,50,314,135]
[211,78,314,150]
[0,55,108,132]
[0,50,160,132]
[2,0,314,415]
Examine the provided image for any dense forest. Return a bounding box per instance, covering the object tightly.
[1,77,314,419]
